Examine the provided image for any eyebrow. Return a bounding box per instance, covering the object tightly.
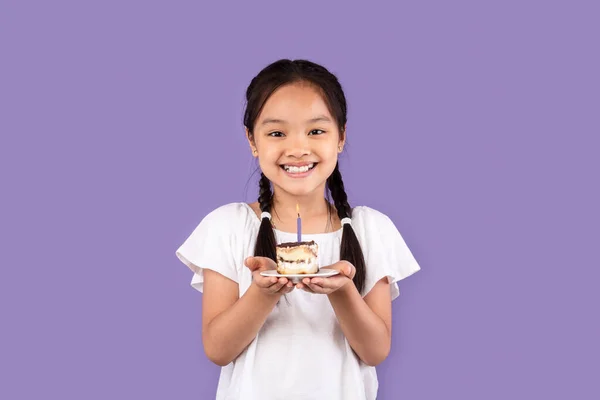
[260,115,332,126]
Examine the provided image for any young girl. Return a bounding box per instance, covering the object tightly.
[176,59,420,400]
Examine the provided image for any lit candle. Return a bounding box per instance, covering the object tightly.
[296,203,301,242]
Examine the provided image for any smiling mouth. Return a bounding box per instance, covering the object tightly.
[280,163,317,174]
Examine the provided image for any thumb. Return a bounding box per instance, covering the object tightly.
[340,261,354,278]
[245,256,273,272]
[244,257,261,271]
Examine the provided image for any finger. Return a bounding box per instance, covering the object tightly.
[305,281,325,294]
[299,278,313,292]
[270,282,285,293]
[244,257,262,272]
[308,278,326,291]
[281,281,295,294]
[245,256,276,272]
[311,277,339,288]
[278,277,289,286]
[270,277,288,293]
[296,282,315,293]
[310,277,347,293]
[253,273,278,288]
[337,261,355,278]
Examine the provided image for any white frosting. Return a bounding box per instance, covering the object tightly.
[277,259,318,274]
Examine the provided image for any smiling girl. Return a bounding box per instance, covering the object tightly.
[176,59,421,400]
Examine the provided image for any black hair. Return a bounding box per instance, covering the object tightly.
[244,59,366,293]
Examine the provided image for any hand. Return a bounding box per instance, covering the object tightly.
[296,260,356,295]
[244,256,295,296]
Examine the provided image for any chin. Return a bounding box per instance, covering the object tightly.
[275,184,321,197]
[270,176,323,196]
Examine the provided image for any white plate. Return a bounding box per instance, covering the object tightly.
[260,268,339,283]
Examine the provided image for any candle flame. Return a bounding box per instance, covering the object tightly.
[296,203,300,216]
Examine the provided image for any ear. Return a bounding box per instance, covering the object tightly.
[338,125,347,153]
[246,127,258,157]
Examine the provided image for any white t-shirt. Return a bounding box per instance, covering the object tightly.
[176,203,420,400]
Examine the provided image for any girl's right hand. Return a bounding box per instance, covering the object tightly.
[244,256,294,296]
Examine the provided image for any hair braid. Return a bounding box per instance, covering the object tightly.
[327,162,366,293]
[258,173,273,212]
[254,173,277,262]
[327,163,352,219]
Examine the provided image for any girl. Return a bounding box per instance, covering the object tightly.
[176,59,420,400]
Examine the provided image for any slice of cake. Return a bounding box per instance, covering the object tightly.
[276,240,319,274]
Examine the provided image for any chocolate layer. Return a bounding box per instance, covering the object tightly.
[276,240,317,248]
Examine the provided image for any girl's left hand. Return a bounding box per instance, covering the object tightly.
[296,261,356,295]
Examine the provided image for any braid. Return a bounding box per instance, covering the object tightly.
[258,173,273,212]
[255,173,287,305]
[254,173,277,262]
[327,163,352,219]
[327,162,366,293]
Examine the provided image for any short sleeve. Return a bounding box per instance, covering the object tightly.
[175,204,242,293]
[354,207,421,300]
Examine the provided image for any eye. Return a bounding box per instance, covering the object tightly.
[268,131,285,137]
[308,129,325,136]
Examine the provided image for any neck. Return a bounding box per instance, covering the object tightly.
[271,186,329,219]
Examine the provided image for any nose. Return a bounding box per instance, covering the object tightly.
[284,134,311,158]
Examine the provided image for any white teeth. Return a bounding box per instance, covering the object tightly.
[284,163,314,173]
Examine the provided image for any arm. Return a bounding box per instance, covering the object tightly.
[327,277,392,366]
[298,262,393,366]
[201,258,293,366]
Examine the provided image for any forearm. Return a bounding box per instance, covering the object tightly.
[327,283,391,366]
[203,283,280,366]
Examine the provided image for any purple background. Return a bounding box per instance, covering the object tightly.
[1,0,598,399]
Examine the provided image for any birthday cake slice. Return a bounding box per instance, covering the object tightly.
[276,240,319,274]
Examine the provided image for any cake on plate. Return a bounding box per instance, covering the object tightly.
[276,240,319,274]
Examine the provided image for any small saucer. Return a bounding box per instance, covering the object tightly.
[260,268,340,284]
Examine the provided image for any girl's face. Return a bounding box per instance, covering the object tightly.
[248,82,345,199]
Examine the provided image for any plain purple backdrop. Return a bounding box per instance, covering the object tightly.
[1,0,598,399]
